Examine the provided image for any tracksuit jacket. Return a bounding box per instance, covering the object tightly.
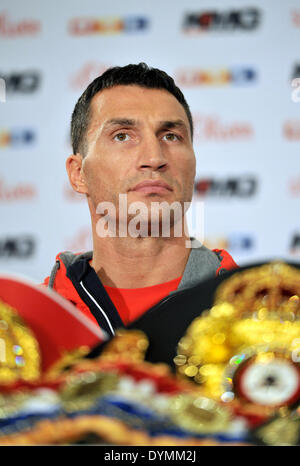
[43,240,238,338]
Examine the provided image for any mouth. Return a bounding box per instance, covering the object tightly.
[129,180,173,194]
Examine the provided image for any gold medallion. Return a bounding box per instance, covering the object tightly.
[174,262,300,413]
[169,394,231,433]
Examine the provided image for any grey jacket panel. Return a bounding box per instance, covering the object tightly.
[48,260,60,289]
[176,240,221,292]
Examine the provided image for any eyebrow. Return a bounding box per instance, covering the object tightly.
[158,119,188,132]
[103,118,189,133]
[103,118,136,129]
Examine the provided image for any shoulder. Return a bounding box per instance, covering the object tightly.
[190,239,238,272]
[41,250,93,288]
[212,248,239,275]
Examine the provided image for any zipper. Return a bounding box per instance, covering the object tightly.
[145,292,177,314]
[79,280,115,336]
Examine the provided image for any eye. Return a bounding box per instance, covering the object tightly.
[114,132,130,142]
[233,356,300,407]
[162,133,180,142]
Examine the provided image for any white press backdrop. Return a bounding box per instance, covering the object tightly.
[0,0,299,283]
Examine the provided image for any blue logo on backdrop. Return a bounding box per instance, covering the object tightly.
[228,234,254,251]
[176,67,257,87]
[0,129,36,148]
[205,234,254,253]
[69,16,149,35]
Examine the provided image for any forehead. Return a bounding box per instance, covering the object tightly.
[89,84,189,126]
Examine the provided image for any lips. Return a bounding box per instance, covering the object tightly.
[130,180,173,193]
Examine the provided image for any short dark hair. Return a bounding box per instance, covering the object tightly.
[70,62,193,155]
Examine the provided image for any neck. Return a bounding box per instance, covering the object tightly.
[90,228,191,289]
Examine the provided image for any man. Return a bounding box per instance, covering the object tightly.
[43,63,237,338]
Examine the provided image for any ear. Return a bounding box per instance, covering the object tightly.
[66,154,88,194]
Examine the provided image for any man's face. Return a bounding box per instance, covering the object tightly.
[80,84,196,227]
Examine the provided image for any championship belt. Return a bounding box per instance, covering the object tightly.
[0,263,299,445]
[172,262,300,444]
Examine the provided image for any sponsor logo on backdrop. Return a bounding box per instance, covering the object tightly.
[194,176,257,198]
[0,236,35,259]
[291,63,300,81]
[182,8,261,34]
[0,129,36,148]
[0,78,5,102]
[0,71,41,94]
[292,10,300,27]
[290,234,300,255]
[63,183,85,202]
[283,120,300,140]
[70,63,111,90]
[0,11,40,38]
[0,178,36,202]
[193,114,254,142]
[291,79,300,103]
[69,16,149,36]
[289,175,300,196]
[204,234,254,252]
[64,227,92,252]
[291,64,300,102]
[175,67,257,87]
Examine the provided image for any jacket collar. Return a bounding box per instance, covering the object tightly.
[50,241,237,301]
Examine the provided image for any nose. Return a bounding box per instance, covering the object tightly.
[136,132,168,172]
